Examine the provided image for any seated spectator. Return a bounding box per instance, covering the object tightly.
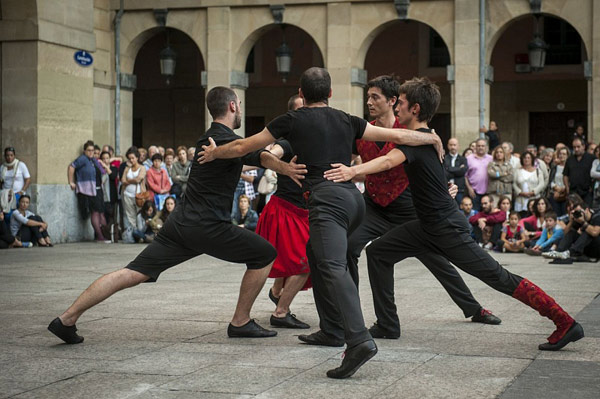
[10,195,52,247]
[146,153,171,209]
[591,144,600,208]
[513,151,545,212]
[133,200,156,243]
[460,196,477,219]
[496,196,511,227]
[1,146,31,211]
[172,146,191,195]
[0,211,23,248]
[232,194,258,231]
[465,139,492,211]
[548,147,569,216]
[524,211,563,256]
[519,197,550,244]
[543,202,600,262]
[564,137,595,206]
[149,196,175,234]
[487,145,513,205]
[469,194,506,249]
[497,211,526,253]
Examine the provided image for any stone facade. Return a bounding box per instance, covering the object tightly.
[1,0,599,242]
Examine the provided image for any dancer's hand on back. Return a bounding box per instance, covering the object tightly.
[284,156,307,187]
[431,129,444,162]
[448,183,458,199]
[198,137,217,164]
[324,163,356,183]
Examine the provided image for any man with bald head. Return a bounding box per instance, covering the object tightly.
[444,137,468,205]
[465,138,492,211]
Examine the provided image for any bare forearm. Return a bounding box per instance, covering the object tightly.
[22,178,31,192]
[259,152,288,175]
[213,140,248,159]
[392,129,437,146]
[67,166,75,184]
[353,156,395,177]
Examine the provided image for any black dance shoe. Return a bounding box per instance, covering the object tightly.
[471,308,502,325]
[227,319,277,338]
[368,322,400,339]
[270,313,310,329]
[298,330,344,347]
[47,317,84,344]
[326,340,378,379]
[539,322,584,351]
[268,288,280,305]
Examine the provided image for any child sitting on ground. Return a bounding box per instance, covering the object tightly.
[497,211,526,253]
[524,211,564,256]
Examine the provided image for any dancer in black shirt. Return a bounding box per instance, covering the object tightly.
[199,67,443,379]
[48,87,307,344]
[324,77,584,352]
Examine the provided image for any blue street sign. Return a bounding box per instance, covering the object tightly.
[74,51,93,67]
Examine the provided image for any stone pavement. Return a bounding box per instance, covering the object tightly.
[0,243,598,399]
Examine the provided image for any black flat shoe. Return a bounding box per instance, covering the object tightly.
[368,323,400,339]
[270,313,310,329]
[471,308,502,325]
[298,330,344,347]
[268,288,280,305]
[539,322,584,351]
[48,317,84,344]
[326,340,378,379]
[227,319,277,338]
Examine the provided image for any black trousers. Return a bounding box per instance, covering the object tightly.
[0,218,15,249]
[18,215,49,243]
[306,182,371,347]
[365,212,523,334]
[557,228,600,258]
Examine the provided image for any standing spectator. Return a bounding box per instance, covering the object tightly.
[482,121,500,151]
[564,138,595,206]
[513,151,545,212]
[232,194,258,231]
[587,142,597,155]
[486,145,513,205]
[462,148,473,158]
[233,169,257,217]
[469,194,506,249]
[538,148,554,187]
[68,140,110,243]
[187,146,196,162]
[146,153,171,210]
[143,146,159,169]
[172,146,191,195]
[93,145,101,159]
[502,142,521,171]
[443,137,468,205]
[572,124,587,144]
[10,194,52,246]
[158,146,165,158]
[99,151,119,225]
[591,145,600,208]
[1,147,31,210]
[164,149,175,178]
[138,148,148,165]
[0,211,22,248]
[526,144,538,160]
[469,141,477,152]
[548,147,569,216]
[121,148,146,229]
[465,138,492,211]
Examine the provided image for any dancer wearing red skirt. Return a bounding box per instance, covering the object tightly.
[256,94,311,329]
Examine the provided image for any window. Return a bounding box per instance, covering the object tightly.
[543,18,582,65]
[429,29,450,67]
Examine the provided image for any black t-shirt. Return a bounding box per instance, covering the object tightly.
[267,107,368,190]
[177,122,263,225]
[272,139,305,209]
[485,130,499,150]
[396,128,458,224]
[563,153,595,195]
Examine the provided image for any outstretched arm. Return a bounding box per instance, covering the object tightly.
[361,124,444,161]
[323,148,407,183]
[198,128,276,163]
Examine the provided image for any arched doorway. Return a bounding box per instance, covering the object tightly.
[364,21,452,144]
[490,15,588,151]
[243,24,324,136]
[132,28,205,149]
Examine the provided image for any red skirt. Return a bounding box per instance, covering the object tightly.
[256,195,312,290]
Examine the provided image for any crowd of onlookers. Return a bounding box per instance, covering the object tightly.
[2,122,599,260]
[448,123,600,262]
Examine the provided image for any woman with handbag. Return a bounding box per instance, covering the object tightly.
[547,147,569,216]
[121,147,146,230]
[1,146,31,212]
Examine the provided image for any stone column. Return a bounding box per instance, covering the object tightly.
[452,0,481,148]
[326,2,355,113]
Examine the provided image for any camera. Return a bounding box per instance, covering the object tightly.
[573,210,583,219]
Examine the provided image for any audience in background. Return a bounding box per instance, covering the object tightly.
[121,147,146,229]
[10,194,52,247]
[171,146,191,196]
[564,138,596,206]
[486,145,513,206]
[232,194,258,231]
[444,137,468,205]
[1,146,31,211]
[513,151,545,212]
[497,211,525,253]
[133,200,156,243]
[465,138,492,211]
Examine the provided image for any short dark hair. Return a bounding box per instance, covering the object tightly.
[367,75,400,104]
[508,211,520,220]
[545,211,558,221]
[125,146,139,160]
[4,146,15,155]
[520,151,535,166]
[100,151,110,159]
[287,94,301,111]
[573,137,585,147]
[140,200,156,217]
[94,144,101,151]
[83,140,95,151]
[206,86,237,119]
[19,194,31,203]
[480,194,492,203]
[151,153,163,162]
[497,195,511,208]
[300,67,331,104]
[398,77,441,123]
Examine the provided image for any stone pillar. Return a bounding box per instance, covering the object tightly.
[452,0,481,149]
[326,2,355,113]
[591,0,600,144]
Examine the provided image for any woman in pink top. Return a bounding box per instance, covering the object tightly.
[146,154,171,202]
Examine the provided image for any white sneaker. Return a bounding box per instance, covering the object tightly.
[556,250,570,260]
[542,250,558,259]
[484,242,493,250]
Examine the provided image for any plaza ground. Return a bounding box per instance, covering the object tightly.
[0,243,599,398]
